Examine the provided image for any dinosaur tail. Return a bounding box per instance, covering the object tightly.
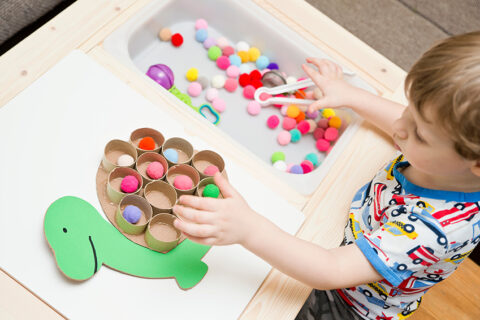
[171,239,211,290]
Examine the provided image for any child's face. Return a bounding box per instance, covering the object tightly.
[392,103,475,178]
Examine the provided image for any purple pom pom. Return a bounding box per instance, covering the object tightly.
[267,62,279,70]
[290,164,304,174]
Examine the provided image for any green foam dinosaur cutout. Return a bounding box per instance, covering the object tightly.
[44,196,210,289]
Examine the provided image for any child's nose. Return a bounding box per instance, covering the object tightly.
[392,120,408,140]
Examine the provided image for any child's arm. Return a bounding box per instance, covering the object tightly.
[173,173,383,290]
[302,58,406,138]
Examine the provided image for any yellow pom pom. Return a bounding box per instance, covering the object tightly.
[322,108,336,119]
[237,51,249,63]
[286,105,300,118]
[186,68,199,82]
[248,47,261,62]
[328,116,342,129]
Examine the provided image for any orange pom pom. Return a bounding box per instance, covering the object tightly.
[138,136,156,150]
[328,116,342,129]
[295,89,306,99]
[295,111,306,123]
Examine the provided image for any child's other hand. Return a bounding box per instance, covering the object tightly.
[302,58,355,113]
[173,172,262,246]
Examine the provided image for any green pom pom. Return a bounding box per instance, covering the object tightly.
[203,184,220,198]
[271,151,285,163]
[208,46,222,61]
[290,129,301,143]
[305,153,319,167]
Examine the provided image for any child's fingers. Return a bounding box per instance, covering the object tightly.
[178,195,217,211]
[182,232,218,246]
[173,204,215,224]
[302,64,327,87]
[213,172,238,198]
[173,218,216,238]
[308,98,329,113]
[306,58,340,77]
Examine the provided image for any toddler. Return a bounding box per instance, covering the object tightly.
[173,31,480,320]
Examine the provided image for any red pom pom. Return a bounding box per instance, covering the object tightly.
[239,73,251,87]
[313,128,325,140]
[249,70,262,81]
[139,136,156,150]
[251,79,263,89]
[171,33,183,47]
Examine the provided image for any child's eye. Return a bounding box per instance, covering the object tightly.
[414,127,425,143]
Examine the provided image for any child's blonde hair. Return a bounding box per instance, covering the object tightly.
[405,31,480,160]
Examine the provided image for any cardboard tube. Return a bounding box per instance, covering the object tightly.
[192,150,225,179]
[145,213,181,252]
[107,167,143,204]
[166,164,200,196]
[196,177,223,199]
[161,137,194,167]
[130,128,165,155]
[102,139,138,173]
[115,194,153,235]
[144,180,177,215]
[136,152,168,185]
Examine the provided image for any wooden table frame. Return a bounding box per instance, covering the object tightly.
[0,0,407,319]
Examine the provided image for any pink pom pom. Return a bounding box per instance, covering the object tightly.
[212,97,226,112]
[204,165,220,176]
[195,19,208,30]
[286,163,294,172]
[313,128,325,140]
[247,101,261,115]
[120,175,139,193]
[324,127,339,141]
[301,160,314,173]
[297,120,310,134]
[282,117,296,130]
[280,105,288,116]
[187,82,202,97]
[277,130,291,146]
[224,78,238,92]
[146,161,164,180]
[205,88,218,102]
[216,56,231,70]
[267,115,280,129]
[316,139,330,152]
[173,175,194,190]
[243,85,256,99]
[259,92,272,102]
[226,65,240,78]
[222,46,235,56]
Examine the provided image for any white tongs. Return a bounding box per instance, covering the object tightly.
[254,78,316,107]
[254,70,355,107]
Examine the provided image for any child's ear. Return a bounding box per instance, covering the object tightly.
[470,160,480,177]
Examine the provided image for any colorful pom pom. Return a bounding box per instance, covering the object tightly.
[120,175,139,193]
[267,115,280,129]
[138,136,156,150]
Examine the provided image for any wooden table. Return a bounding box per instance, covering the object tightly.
[0,0,407,319]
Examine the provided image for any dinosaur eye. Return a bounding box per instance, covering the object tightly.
[63,227,67,233]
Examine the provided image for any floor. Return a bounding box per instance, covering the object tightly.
[306,0,480,70]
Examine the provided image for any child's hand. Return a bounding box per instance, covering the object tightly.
[173,173,262,246]
[302,58,356,113]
